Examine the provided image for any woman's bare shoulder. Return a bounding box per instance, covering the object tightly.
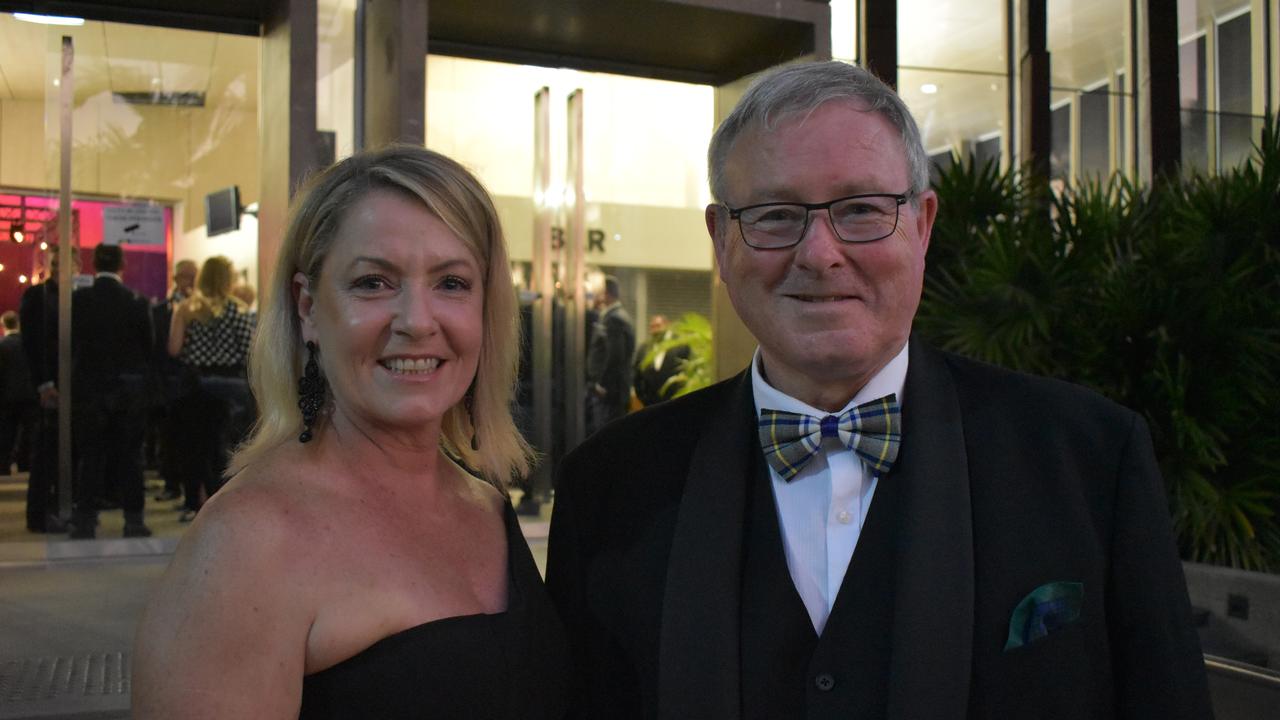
[131,447,325,718]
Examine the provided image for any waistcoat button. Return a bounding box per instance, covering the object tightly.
[814,673,835,692]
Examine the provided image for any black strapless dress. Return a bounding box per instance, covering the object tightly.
[298,504,571,719]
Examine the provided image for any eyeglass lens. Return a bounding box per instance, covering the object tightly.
[739,195,901,247]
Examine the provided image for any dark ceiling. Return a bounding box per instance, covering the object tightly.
[0,0,823,84]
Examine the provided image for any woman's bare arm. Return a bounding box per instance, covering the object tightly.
[132,487,309,719]
[167,304,189,358]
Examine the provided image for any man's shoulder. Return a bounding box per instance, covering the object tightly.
[931,346,1134,429]
[559,375,741,498]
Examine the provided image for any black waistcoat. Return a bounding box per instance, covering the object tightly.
[740,451,902,720]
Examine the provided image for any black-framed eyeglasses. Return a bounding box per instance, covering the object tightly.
[725,192,910,249]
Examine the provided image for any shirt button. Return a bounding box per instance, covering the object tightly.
[836,509,852,525]
[814,673,835,692]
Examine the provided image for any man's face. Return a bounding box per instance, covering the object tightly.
[174,264,196,294]
[707,100,936,409]
[648,315,668,338]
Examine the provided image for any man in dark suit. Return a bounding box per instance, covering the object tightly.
[0,311,37,476]
[149,259,196,502]
[18,246,76,533]
[584,275,635,434]
[632,314,691,408]
[69,244,153,538]
[545,61,1211,720]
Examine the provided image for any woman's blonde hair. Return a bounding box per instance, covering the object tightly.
[228,145,532,488]
[185,255,239,323]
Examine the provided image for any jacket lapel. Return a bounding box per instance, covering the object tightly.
[658,372,755,720]
[887,339,975,719]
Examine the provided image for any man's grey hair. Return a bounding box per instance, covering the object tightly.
[708,61,930,204]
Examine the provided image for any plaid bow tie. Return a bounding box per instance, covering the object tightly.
[758,395,901,481]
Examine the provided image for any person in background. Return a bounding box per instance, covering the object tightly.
[166,255,255,522]
[0,311,37,477]
[584,274,634,434]
[547,60,1211,719]
[69,244,153,539]
[230,282,257,310]
[18,245,77,534]
[149,259,197,503]
[631,314,690,408]
[133,145,569,718]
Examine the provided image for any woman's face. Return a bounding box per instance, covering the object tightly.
[296,189,484,438]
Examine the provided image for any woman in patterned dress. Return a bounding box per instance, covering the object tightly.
[166,255,255,521]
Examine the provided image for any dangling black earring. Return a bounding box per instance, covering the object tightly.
[464,387,479,451]
[297,341,326,443]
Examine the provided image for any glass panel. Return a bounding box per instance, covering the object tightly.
[426,56,716,454]
[1115,71,1127,173]
[1180,35,1210,175]
[1051,102,1072,181]
[898,0,1007,171]
[317,0,356,161]
[1048,0,1132,181]
[0,13,259,545]
[898,68,1008,171]
[1216,12,1254,171]
[928,149,955,186]
[1182,1,1267,175]
[898,0,1006,74]
[974,135,1001,169]
[831,0,857,63]
[1078,85,1110,180]
[1047,0,1130,90]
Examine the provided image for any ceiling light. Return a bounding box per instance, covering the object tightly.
[39,241,49,250]
[0,264,5,271]
[13,13,84,26]
[52,78,60,87]
[18,275,28,284]
[12,231,23,243]
[920,83,939,95]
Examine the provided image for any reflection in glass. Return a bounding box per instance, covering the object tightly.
[898,0,1005,73]
[0,13,260,542]
[898,68,1007,171]
[1216,11,1253,171]
[1079,85,1110,180]
[317,0,355,161]
[1180,34,1209,175]
[1051,103,1071,181]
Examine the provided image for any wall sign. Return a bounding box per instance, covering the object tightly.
[102,204,166,246]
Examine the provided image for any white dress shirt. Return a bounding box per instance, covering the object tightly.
[751,342,909,635]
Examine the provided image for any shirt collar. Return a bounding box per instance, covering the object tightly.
[95,272,123,283]
[752,341,909,419]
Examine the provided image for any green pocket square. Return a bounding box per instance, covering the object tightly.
[1004,581,1084,651]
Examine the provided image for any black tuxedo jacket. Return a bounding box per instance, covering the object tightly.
[70,275,153,396]
[545,339,1211,719]
[18,281,59,390]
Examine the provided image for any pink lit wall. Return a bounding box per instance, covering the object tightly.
[0,194,172,317]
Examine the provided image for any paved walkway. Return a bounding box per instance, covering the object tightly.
[0,475,551,720]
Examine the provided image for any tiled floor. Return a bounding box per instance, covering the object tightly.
[0,471,552,719]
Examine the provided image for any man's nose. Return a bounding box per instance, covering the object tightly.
[793,209,846,268]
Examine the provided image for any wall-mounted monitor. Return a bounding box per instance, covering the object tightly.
[205,186,241,237]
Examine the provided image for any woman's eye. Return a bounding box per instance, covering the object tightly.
[439,275,472,292]
[352,275,391,291]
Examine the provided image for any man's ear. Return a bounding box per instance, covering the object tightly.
[294,272,317,343]
[706,204,730,280]
[912,189,939,255]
